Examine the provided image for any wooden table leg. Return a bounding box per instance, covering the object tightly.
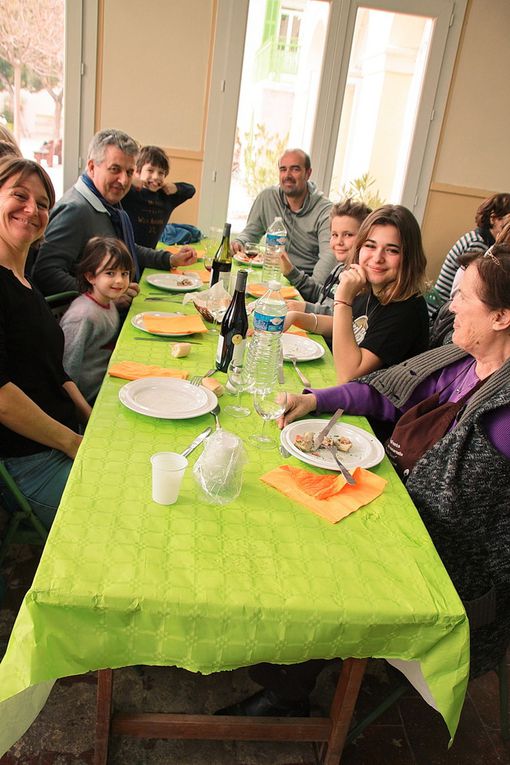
[320,658,368,765]
[94,669,113,765]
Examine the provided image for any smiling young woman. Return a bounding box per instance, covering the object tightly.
[331,204,429,384]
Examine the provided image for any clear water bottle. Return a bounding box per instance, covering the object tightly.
[262,216,287,285]
[245,280,287,393]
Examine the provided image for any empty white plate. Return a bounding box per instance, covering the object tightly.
[281,334,325,362]
[119,377,218,419]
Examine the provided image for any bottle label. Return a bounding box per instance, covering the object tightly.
[231,336,246,366]
[253,311,285,332]
[266,232,286,248]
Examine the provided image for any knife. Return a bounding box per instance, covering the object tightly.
[181,427,212,457]
[312,408,344,451]
[133,337,203,343]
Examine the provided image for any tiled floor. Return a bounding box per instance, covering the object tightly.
[1,545,510,765]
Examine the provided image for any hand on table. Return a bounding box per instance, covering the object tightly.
[286,299,306,312]
[278,393,318,428]
[171,246,197,267]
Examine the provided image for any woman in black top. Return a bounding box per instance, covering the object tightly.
[0,157,90,529]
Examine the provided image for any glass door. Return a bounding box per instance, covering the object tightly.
[201,0,466,231]
[227,0,330,232]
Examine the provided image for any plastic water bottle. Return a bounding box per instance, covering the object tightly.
[262,216,287,285]
[245,281,287,393]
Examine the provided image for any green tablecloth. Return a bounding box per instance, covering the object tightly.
[0,266,469,754]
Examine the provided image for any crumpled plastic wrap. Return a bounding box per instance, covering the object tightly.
[183,281,231,323]
[193,430,247,505]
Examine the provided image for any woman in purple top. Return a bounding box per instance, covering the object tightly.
[219,245,510,717]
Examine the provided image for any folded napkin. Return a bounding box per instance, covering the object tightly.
[285,327,308,337]
[108,360,189,381]
[165,245,204,258]
[261,465,386,524]
[248,283,298,299]
[143,314,208,334]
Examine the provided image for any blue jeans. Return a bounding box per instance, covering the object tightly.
[1,450,73,531]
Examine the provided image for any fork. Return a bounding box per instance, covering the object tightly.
[287,355,310,387]
[325,444,356,485]
[190,368,215,386]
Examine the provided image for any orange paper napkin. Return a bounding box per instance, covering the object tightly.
[285,327,308,337]
[142,314,208,334]
[261,465,386,524]
[108,360,189,381]
[248,283,298,299]
[165,244,204,259]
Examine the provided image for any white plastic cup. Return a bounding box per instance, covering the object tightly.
[150,452,188,505]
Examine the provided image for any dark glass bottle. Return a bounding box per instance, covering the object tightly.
[209,222,232,290]
[215,269,248,372]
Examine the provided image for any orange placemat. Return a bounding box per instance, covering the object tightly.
[261,465,386,524]
[248,284,298,299]
[170,268,210,283]
[108,361,189,381]
[142,314,208,334]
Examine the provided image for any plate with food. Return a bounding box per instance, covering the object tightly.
[280,419,385,471]
[131,311,196,337]
[234,252,264,267]
[146,272,202,292]
[281,333,325,362]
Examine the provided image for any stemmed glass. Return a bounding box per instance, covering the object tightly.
[206,293,229,334]
[203,226,222,275]
[250,387,288,449]
[224,364,251,418]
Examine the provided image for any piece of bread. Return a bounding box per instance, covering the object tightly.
[202,376,224,397]
[171,342,192,358]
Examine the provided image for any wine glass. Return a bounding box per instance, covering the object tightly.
[250,387,288,449]
[206,293,229,334]
[224,364,251,418]
[203,226,222,274]
[240,241,262,275]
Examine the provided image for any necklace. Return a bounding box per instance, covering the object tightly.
[352,292,382,345]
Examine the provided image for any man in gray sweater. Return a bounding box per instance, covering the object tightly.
[32,129,196,302]
[232,148,334,284]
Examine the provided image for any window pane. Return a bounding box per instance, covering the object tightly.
[227,0,330,233]
[0,0,65,197]
[329,8,434,208]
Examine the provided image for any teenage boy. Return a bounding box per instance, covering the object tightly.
[122,145,196,248]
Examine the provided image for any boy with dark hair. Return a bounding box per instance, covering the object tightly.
[122,145,196,248]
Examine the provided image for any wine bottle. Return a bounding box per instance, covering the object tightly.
[210,222,232,290]
[215,269,248,372]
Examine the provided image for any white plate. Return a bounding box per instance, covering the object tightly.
[131,312,194,337]
[119,377,218,419]
[234,253,263,268]
[281,333,325,362]
[281,419,385,471]
[146,272,202,292]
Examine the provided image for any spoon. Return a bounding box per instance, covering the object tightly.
[210,403,221,430]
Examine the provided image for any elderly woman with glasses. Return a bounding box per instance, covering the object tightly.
[220,243,510,717]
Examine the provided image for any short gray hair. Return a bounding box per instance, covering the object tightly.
[87,129,139,164]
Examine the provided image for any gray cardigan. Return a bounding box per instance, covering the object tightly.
[33,178,171,295]
[363,345,510,677]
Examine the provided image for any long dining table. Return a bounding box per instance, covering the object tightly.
[0,258,470,763]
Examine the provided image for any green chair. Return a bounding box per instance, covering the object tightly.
[45,290,79,322]
[0,462,48,567]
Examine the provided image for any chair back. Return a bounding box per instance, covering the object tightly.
[45,291,79,322]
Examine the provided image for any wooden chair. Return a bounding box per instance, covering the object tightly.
[0,462,48,567]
